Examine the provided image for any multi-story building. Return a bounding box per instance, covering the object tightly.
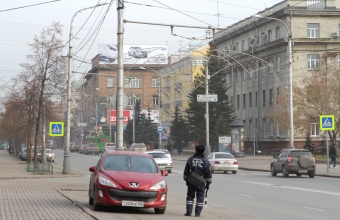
[212,0,340,152]
[80,54,166,142]
[159,44,208,137]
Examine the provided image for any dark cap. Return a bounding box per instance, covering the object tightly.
[195,145,205,154]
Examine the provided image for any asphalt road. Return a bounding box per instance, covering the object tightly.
[54,150,340,220]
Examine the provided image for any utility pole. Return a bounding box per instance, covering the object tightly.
[158,75,162,149]
[205,65,211,156]
[41,98,46,163]
[133,87,135,143]
[116,0,125,150]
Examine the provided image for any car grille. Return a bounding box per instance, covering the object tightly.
[158,163,167,166]
[108,189,158,203]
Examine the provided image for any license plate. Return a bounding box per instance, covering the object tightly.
[122,201,144,207]
[298,170,307,173]
[224,162,231,165]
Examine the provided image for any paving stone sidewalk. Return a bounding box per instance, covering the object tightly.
[0,150,95,220]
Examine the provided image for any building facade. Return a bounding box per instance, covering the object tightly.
[212,0,340,153]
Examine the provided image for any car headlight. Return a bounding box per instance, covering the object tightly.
[167,163,172,166]
[150,180,166,190]
[99,176,117,187]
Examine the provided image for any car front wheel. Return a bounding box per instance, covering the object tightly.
[232,171,237,174]
[282,165,289,178]
[271,165,277,176]
[154,206,166,214]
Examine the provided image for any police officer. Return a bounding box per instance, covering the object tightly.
[183,145,212,217]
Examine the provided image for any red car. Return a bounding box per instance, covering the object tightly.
[88,151,168,214]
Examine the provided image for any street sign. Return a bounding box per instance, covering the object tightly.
[320,115,335,130]
[158,125,163,133]
[197,94,218,102]
[49,122,64,136]
[78,123,87,127]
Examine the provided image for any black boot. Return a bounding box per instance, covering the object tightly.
[184,213,191,216]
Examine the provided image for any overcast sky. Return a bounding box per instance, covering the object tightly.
[0,0,282,97]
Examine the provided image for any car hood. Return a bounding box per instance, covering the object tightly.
[101,170,162,190]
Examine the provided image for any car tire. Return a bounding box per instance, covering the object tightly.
[296,173,302,177]
[93,194,102,211]
[271,165,277,176]
[232,171,237,174]
[89,193,93,205]
[168,170,172,173]
[308,171,315,178]
[282,165,289,178]
[154,206,166,214]
[224,171,228,174]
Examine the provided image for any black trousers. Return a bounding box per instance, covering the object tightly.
[186,185,205,215]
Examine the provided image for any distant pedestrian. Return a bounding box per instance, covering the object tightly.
[154,142,159,149]
[150,142,154,151]
[183,145,212,217]
[329,145,337,168]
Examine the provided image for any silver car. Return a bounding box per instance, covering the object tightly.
[207,152,238,174]
[84,143,99,155]
[128,143,147,152]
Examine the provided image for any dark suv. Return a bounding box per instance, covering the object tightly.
[270,149,315,178]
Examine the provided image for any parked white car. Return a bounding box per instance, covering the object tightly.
[153,149,172,160]
[37,148,55,162]
[144,151,173,173]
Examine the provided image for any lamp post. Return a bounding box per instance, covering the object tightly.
[63,3,107,174]
[253,14,294,148]
[96,88,113,142]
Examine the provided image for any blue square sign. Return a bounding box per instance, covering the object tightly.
[320,115,335,131]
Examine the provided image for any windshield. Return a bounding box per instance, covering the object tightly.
[148,153,167,158]
[215,154,234,159]
[103,155,158,173]
[107,147,115,150]
[88,144,97,148]
[46,149,51,153]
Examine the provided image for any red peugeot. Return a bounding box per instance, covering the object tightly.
[88,151,168,214]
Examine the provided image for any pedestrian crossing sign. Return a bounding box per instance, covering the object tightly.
[49,122,64,136]
[320,115,335,131]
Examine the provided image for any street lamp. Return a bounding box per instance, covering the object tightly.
[63,3,107,174]
[140,67,162,149]
[253,14,294,148]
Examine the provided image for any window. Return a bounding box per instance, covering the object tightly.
[268,30,272,42]
[276,57,280,72]
[231,71,234,83]
[263,118,267,134]
[249,92,252,107]
[231,96,234,109]
[241,40,244,51]
[152,78,158,87]
[263,62,266,76]
[248,38,251,49]
[235,42,239,51]
[124,77,141,88]
[255,92,258,106]
[270,120,274,136]
[226,73,229,85]
[307,0,325,9]
[338,54,340,69]
[263,90,266,105]
[338,24,340,37]
[276,88,280,103]
[237,95,240,109]
[152,96,158,105]
[249,119,253,134]
[269,89,274,104]
[249,67,253,79]
[276,27,280,40]
[128,97,141,106]
[243,94,246,108]
[307,54,320,70]
[307,23,319,38]
[276,119,280,137]
[310,123,320,137]
[237,69,241,82]
[269,59,273,74]
[107,77,114,87]
[243,68,247,81]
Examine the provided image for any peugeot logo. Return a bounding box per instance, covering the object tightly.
[129,182,139,187]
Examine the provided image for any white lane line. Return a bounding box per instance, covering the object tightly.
[303,206,325,212]
[244,181,340,196]
[240,194,253,198]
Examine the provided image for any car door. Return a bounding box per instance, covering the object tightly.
[275,151,287,172]
[273,151,283,170]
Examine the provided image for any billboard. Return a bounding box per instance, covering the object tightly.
[107,110,159,124]
[99,44,168,65]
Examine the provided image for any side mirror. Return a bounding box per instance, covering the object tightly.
[273,155,277,159]
[161,170,168,176]
[89,166,96,172]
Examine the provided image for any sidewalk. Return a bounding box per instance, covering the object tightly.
[0,149,94,220]
[172,150,340,178]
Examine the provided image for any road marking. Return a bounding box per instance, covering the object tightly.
[244,181,340,196]
[240,194,253,198]
[303,206,325,212]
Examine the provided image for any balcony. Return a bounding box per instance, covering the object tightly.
[174,83,182,91]
[174,101,182,108]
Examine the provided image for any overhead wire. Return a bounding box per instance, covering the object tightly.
[0,0,61,13]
